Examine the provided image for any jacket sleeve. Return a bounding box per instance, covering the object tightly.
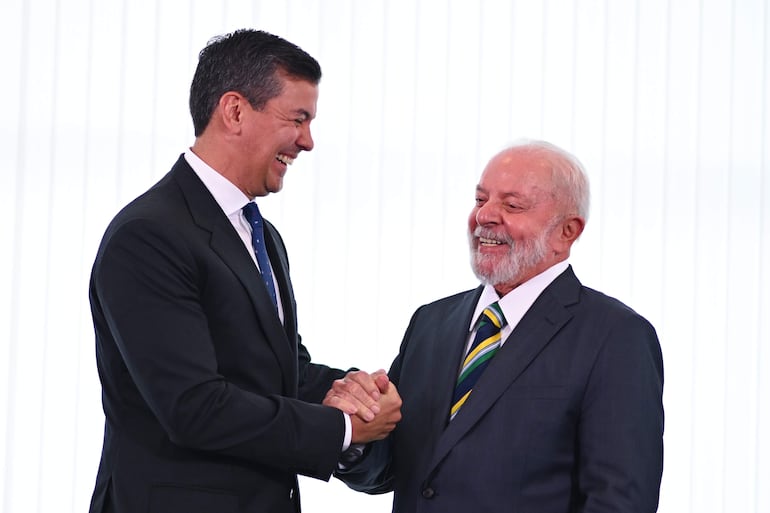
[334,437,395,494]
[92,216,344,480]
[333,304,425,493]
[578,311,664,513]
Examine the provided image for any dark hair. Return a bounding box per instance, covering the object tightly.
[189,29,322,136]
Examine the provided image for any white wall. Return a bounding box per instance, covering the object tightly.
[1,0,768,512]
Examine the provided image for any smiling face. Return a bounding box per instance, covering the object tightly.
[233,75,318,197]
[468,146,584,296]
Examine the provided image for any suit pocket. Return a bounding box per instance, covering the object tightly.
[148,484,238,513]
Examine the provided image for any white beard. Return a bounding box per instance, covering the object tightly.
[468,226,550,287]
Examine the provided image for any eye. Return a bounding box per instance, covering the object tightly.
[293,113,310,126]
[475,197,486,206]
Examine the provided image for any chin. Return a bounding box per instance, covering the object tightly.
[470,255,500,282]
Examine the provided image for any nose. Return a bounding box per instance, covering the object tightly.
[297,124,314,152]
[474,201,500,227]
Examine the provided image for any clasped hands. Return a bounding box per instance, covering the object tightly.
[323,369,402,444]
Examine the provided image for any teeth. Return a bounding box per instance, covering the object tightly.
[276,154,294,166]
[480,237,503,245]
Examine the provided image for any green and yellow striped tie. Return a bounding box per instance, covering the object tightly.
[450,302,506,420]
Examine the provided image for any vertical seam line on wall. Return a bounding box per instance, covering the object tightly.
[599,0,609,280]
[71,0,98,507]
[757,0,769,510]
[3,0,31,511]
[306,1,321,336]
[115,0,128,205]
[440,0,450,291]
[540,0,547,137]
[689,1,704,511]
[569,0,572,150]
[661,0,672,342]
[475,0,484,175]
[343,1,354,349]
[408,0,420,305]
[150,0,161,178]
[630,0,640,299]
[375,0,388,353]
[37,0,63,509]
[508,1,516,144]
[722,1,736,511]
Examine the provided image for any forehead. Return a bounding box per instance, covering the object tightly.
[478,149,554,196]
[270,77,319,117]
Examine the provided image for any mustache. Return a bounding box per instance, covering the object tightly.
[471,226,514,245]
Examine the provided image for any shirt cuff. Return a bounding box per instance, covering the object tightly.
[342,412,352,451]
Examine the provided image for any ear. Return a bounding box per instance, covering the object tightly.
[552,215,585,253]
[561,216,585,243]
[218,92,245,133]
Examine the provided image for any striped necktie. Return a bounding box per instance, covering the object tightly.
[450,302,507,421]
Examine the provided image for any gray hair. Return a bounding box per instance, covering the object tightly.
[506,139,591,222]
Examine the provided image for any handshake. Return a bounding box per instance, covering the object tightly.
[323,370,403,444]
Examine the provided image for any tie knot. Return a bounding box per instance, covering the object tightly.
[242,202,262,226]
[479,302,506,330]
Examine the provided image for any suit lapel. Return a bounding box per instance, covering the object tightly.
[425,289,484,439]
[428,267,582,473]
[263,221,298,349]
[262,226,300,396]
[170,157,297,392]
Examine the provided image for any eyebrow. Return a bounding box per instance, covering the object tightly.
[294,109,313,121]
[476,185,527,200]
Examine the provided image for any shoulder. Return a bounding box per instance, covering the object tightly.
[545,269,660,355]
[405,288,481,328]
[93,167,199,266]
[568,286,661,372]
[579,286,654,329]
[552,267,655,330]
[416,287,479,313]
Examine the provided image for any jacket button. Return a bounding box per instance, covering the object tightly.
[422,487,435,499]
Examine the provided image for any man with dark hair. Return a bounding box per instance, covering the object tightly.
[88,29,400,513]
[330,140,664,513]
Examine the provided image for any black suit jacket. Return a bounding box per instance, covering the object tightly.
[89,156,346,513]
[338,267,664,513]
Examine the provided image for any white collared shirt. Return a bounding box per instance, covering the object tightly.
[467,260,570,352]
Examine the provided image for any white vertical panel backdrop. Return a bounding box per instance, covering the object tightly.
[0,0,767,511]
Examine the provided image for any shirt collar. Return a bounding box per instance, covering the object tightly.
[471,260,570,332]
[184,148,251,216]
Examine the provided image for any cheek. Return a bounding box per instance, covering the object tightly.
[548,229,567,251]
[468,210,479,231]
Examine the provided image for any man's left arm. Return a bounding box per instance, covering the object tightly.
[295,335,348,403]
[578,313,664,513]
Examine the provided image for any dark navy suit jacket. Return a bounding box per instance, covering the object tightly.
[89,156,346,513]
[338,267,664,513]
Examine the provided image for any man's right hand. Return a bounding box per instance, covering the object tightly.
[349,381,402,444]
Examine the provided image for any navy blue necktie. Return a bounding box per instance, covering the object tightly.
[242,202,278,309]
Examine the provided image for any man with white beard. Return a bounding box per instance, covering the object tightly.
[328,139,664,513]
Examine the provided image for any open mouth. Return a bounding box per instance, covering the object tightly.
[276,154,294,166]
[479,236,505,246]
